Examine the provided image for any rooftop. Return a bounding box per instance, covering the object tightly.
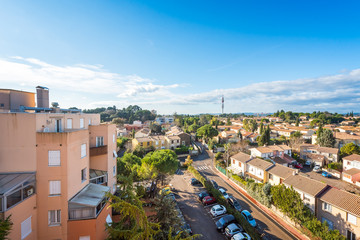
[268,164,295,179]
[343,154,360,162]
[0,172,36,195]
[283,174,327,196]
[69,183,110,207]
[247,158,274,170]
[231,152,252,163]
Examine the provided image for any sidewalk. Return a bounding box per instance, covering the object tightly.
[214,167,309,240]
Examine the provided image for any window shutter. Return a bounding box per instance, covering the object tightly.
[80,118,84,128]
[81,144,86,158]
[67,119,73,129]
[49,181,61,195]
[21,216,32,239]
[48,150,60,166]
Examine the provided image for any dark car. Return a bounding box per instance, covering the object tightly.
[190,178,201,186]
[202,196,216,206]
[215,214,236,232]
[225,223,244,238]
[198,191,210,201]
[228,196,242,212]
[210,180,219,189]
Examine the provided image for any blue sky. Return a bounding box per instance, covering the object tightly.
[1,0,360,114]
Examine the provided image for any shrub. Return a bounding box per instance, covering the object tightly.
[215,152,223,160]
[175,145,189,154]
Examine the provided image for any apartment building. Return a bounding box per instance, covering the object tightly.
[0,87,117,240]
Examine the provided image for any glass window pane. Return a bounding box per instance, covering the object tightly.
[7,190,22,209]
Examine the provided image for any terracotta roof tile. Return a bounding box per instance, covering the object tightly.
[231,152,252,163]
[268,164,296,179]
[247,158,274,170]
[343,154,360,162]
[283,174,327,196]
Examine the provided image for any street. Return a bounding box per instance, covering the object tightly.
[175,144,299,240]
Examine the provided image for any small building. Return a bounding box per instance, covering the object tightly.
[228,152,253,176]
[245,158,274,183]
[306,146,339,163]
[267,164,296,185]
[250,145,291,159]
[132,137,153,150]
[317,187,360,239]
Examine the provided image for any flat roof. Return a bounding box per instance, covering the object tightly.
[69,183,110,207]
[0,172,36,195]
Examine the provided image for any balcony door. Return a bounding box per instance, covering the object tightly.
[55,119,62,132]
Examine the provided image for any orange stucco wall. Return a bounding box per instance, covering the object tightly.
[5,194,37,240]
[0,113,37,172]
[67,203,111,240]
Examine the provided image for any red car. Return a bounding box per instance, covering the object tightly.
[202,196,216,205]
[294,163,303,169]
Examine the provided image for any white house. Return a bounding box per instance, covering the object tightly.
[245,158,274,183]
[250,145,291,159]
[228,152,253,176]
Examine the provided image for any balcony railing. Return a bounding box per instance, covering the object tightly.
[90,145,108,156]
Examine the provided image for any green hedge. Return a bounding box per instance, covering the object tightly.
[187,166,261,240]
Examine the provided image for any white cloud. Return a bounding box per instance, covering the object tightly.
[0,56,360,114]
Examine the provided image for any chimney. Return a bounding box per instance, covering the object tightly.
[36,86,49,108]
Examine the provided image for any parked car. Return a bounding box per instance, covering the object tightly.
[219,188,230,199]
[322,171,332,178]
[210,204,227,217]
[305,160,312,166]
[231,232,251,240]
[228,196,242,212]
[179,223,192,235]
[202,196,216,206]
[241,210,257,227]
[225,223,244,238]
[293,163,303,169]
[190,178,201,186]
[313,165,321,173]
[198,191,210,201]
[165,193,176,201]
[216,214,236,232]
[211,180,219,189]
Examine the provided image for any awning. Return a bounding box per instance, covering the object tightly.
[69,183,110,208]
[113,150,118,158]
[0,172,36,195]
[89,169,107,179]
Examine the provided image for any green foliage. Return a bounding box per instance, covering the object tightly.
[196,124,218,141]
[290,131,302,139]
[184,155,193,167]
[133,146,146,158]
[340,142,360,158]
[215,152,223,160]
[175,145,189,154]
[117,153,142,179]
[243,118,258,132]
[257,125,271,146]
[150,123,162,134]
[327,162,342,171]
[117,137,129,149]
[0,215,13,240]
[317,129,335,147]
[245,182,272,207]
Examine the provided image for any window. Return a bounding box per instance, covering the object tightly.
[321,217,334,230]
[67,118,73,129]
[348,213,357,225]
[79,236,90,240]
[81,144,87,158]
[81,168,87,182]
[161,140,164,144]
[113,166,116,176]
[113,183,116,193]
[182,141,185,145]
[269,173,273,180]
[96,137,104,147]
[113,150,118,159]
[323,202,332,212]
[303,194,311,202]
[48,210,61,226]
[21,216,32,239]
[238,162,241,167]
[156,141,159,145]
[113,134,115,143]
[0,103,4,107]
[88,118,92,125]
[233,159,235,164]
[80,118,84,128]
[48,150,60,166]
[49,181,61,196]
[347,230,356,240]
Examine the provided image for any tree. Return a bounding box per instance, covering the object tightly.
[317,129,335,148]
[150,123,162,134]
[226,117,231,125]
[117,153,142,178]
[316,123,323,139]
[138,150,179,185]
[196,124,218,142]
[340,143,360,158]
[0,215,13,240]
[133,146,146,158]
[259,122,264,135]
[295,118,300,127]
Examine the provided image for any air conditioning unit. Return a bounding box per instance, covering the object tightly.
[27,188,34,196]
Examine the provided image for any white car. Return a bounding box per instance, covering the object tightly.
[219,188,230,199]
[210,204,226,217]
[231,232,251,240]
[313,165,321,173]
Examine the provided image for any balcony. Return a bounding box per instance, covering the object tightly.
[90,145,107,157]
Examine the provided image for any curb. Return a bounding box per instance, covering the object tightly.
[214,166,309,240]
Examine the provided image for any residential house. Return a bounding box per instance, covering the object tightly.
[245,158,274,183]
[334,132,360,149]
[250,145,292,159]
[267,164,296,185]
[228,152,253,176]
[165,135,181,150]
[166,126,191,146]
[343,154,360,186]
[155,116,174,124]
[150,135,167,150]
[0,87,116,240]
[317,187,360,239]
[132,137,153,151]
[306,146,339,163]
[283,174,328,213]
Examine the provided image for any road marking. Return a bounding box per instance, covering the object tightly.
[196,165,209,170]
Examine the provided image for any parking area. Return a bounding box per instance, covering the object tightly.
[170,170,257,240]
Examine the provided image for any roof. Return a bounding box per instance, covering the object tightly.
[252,144,291,154]
[0,172,36,195]
[89,169,107,179]
[247,158,274,170]
[167,135,181,140]
[283,174,327,196]
[135,137,153,142]
[308,146,338,154]
[231,152,252,163]
[69,183,110,207]
[334,132,360,140]
[343,154,360,162]
[268,164,296,179]
[272,156,289,165]
[343,168,360,176]
[150,135,166,141]
[319,187,360,217]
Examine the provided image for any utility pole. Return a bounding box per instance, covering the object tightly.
[221,95,224,114]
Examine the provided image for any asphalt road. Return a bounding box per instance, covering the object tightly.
[189,144,299,240]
